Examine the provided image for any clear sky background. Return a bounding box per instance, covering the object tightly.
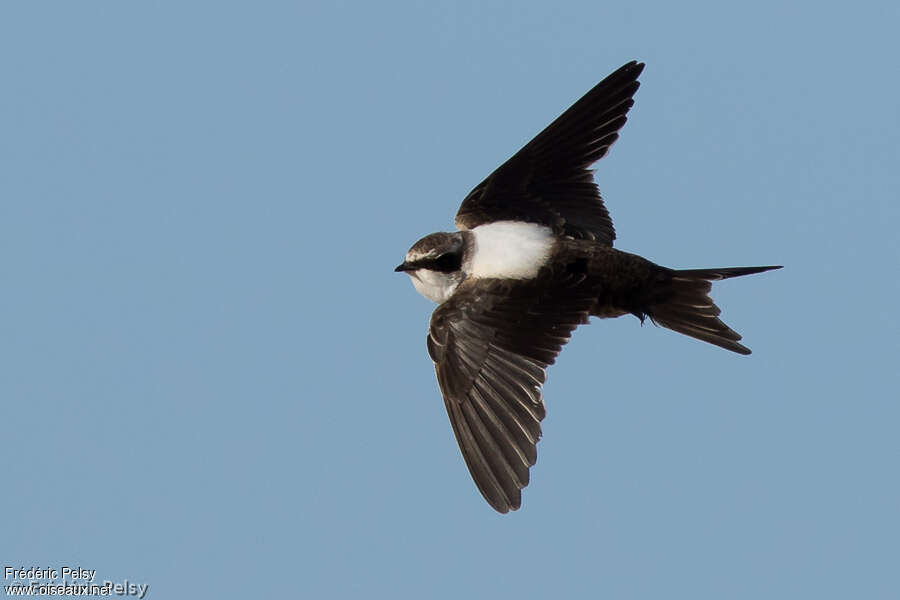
[2,1,898,598]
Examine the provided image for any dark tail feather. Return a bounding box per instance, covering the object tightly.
[647,265,782,355]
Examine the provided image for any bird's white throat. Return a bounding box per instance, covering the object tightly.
[410,269,460,304]
[467,221,554,279]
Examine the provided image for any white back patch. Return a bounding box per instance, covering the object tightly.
[467,221,555,279]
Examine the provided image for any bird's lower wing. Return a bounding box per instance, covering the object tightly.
[427,275,595,512]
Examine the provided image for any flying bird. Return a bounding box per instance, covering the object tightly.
[395,61,781,513]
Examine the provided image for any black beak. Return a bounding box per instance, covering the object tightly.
[394,262,411,272]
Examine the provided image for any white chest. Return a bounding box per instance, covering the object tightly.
[466,221,555,279]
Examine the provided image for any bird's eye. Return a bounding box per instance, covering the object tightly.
[434,252,461,272]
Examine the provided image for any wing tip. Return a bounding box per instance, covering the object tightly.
[616,59,646,80]
[488,493,522,514]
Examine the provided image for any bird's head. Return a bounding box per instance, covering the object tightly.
[395,232,467,303]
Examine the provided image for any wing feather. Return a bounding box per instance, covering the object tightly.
[428,275,595,512]
[455,61,645,243]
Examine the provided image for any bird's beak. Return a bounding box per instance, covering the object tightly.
[394,262,412,273]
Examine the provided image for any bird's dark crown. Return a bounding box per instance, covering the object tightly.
[395,232,466,273]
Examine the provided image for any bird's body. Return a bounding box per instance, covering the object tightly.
[396,61,781,513]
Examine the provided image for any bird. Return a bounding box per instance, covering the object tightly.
[394,61,781,513]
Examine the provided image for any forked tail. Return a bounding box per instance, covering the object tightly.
[647,265,782,355]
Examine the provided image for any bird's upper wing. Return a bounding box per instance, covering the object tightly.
[426,270,597,512]
[455,61,645,244]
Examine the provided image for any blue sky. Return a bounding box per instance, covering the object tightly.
[2,1,898,598]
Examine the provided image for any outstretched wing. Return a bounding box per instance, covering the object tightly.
[455,61,645,244]
[426,272,596,512]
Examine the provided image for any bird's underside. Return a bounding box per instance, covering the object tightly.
[396,60,782,513]
[427,241,778,512]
